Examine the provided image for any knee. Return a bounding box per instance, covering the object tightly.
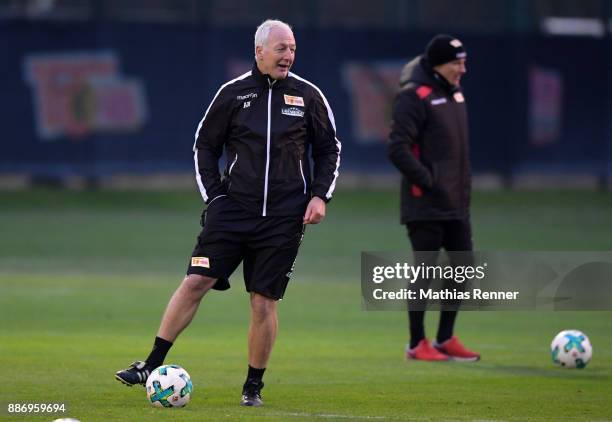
[181,274,216,297]
[250,293,277,321]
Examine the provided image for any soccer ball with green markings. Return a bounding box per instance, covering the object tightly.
[551,330,592,369]
[146,365,193,408]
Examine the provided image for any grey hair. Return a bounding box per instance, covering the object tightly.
[254,19,293,58]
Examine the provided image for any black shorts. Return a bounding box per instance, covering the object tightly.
[187,195,305,300]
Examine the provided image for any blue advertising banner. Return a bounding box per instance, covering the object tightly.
[1,23,610,179]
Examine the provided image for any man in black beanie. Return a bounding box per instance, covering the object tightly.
[387,34,480,361]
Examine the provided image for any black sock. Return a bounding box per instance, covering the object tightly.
[409,310,426,349]
[145,336,173,368]
[246,365,266,383]
[436,310,457,344]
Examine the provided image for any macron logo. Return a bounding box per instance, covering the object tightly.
[237,93,258,100]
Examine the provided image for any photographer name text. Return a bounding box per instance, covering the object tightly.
[372,288,519,301]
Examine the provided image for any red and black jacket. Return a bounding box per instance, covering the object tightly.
[388,55,471,223]
[194,63,341,217]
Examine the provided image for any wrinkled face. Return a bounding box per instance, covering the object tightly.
[256,26,296,80]
[434,58,467,86]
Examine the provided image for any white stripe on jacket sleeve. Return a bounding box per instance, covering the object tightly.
[192,71,252,202]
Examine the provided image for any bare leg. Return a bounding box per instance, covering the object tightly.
[157,274,217,342]
[248,293,278,368]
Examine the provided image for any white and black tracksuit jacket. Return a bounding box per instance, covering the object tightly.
[193,63,341,217]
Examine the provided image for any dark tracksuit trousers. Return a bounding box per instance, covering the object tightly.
[406,218,473,348]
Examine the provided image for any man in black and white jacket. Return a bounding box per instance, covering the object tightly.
[116,19,341,407]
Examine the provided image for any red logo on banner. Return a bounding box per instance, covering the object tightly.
[529,66,563,146]
[24,51,147,141]
[343,62,403,144]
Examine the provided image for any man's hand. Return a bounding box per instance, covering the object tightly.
[303,196,326,224]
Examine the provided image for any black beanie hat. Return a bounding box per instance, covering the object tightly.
[426,34,467,67]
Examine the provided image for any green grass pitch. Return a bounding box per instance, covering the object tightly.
[1,189,611,421]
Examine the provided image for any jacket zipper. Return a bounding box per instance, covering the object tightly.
[228,153,238,175]
[299,160,306,194]
[263,80,275,216]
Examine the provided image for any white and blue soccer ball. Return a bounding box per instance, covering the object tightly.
[551,329,592,369]
[146,365,193,408]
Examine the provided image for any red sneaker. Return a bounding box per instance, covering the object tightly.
[406,339,450,361]
[434,336,480,362]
